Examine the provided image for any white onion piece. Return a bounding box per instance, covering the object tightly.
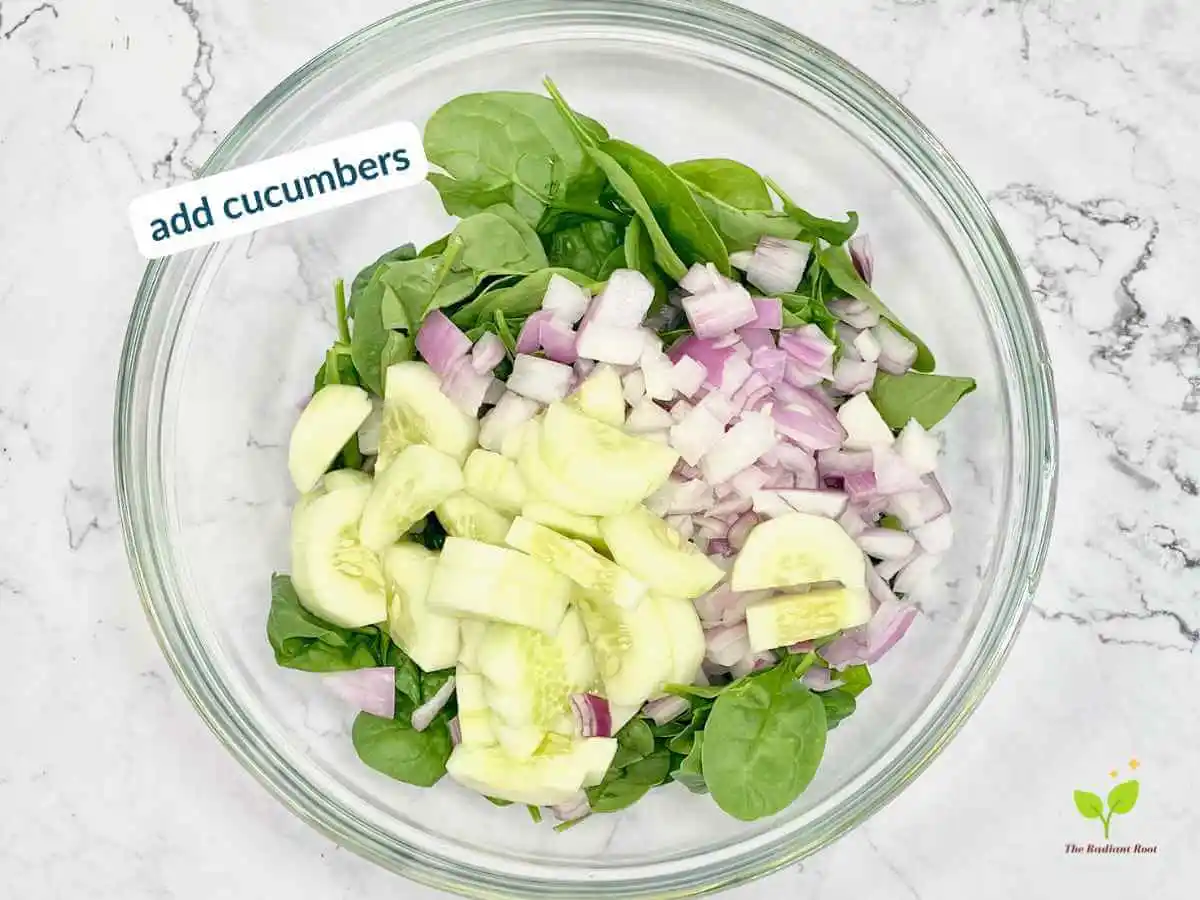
[411,675,456,732]
[679,261,729,295]
[478,392,539,451]
[866,561,900,606]
[575,320,644,365]
[507,354,573,404]
[709,493,753,519]
[745,237,811,296]
[853,328,881,363]
[751,490,794,518]
[471,332,506,373]
[704,622,751,666]
[800,666,844,692]
[837,394,895,449]
[669,398,694,424]
[829,298,881,329]
[516,310,551,354]
[873,321,918,374]
[729,465,771,498]
[574,358,596,379]
[895,419,940,474]
[322,667,395,718]
[837,506,870,537]
[641,348,677,402]
[670,356,707,396]
[682,283,757,338]
[772,396,846,452]
[750,346,788,385]
[872,447,925,494]
[913,514,954,554]
[857,527,917,560]
[716,355,754,397]
[622,369,647,405]
[832,357,877,395]
[669,405,726,465]
[875,547,918,581]
[777,488,849,518]
[730,650,778,679]
[647,478,715,516]
[773,443,819,485]
[542,274,591,324]
[894,553,941,594]
[482,377,505,407]
[701,411,776,484]
[550,792,591,823]
[591,269,655,327]
[697,392,736,425]
[570,692,613,738]
[626,399,674,433]
[643,695,689,726]
[886,477,950,528]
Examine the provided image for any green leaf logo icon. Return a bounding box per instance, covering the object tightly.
[1073,790,1104,820]
[1108,780,1139,816]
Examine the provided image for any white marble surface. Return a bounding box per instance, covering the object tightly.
[0,0,1196,896]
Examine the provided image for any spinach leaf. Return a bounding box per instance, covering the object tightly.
[666,704,712,755]
[664,682,727,701]
[349,269,410,395]
[869,370,977,429]
[412,514,448,552]
[453,203,549,275]
[548,218,625,279]
[701,666,828,821]
[348,243,416,314]
[612,717,655,768]
[779,291,838,338]
[423,91,610,227]
[351,711,452,787]
[766,177,859,245]
[492,310,519,355]
[819,689,856,729]
[671,158,773,209]
[596,245,626,280]
[450,267,595,328]
[838,664,873,697]
[586,747,671,813]
[266,574,380,672]
[817,243,935,372]
[419,233,451,257]
[670,730,709,794]
[878,514,905,531]
[420,667,458,711]
[623,217,669,310]
[485,796,513,807]
[687,189,803,253]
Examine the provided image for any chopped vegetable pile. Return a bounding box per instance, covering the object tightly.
[268,78,976,827]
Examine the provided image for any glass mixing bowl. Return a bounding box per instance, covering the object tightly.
[115,0,1057,895]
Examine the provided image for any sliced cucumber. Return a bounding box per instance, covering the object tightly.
[463,450,526,515]
[382,543,460,672]
[731,512,868,593]
[506,517,646,609]
[608,703,642,734]
[745,585,872,651]
[574,589,671,707]
[436,493,513,546]
[556,607,598,694]
[377,361,479,470]
[427,537,571,635]
[493,723,547,760]
[517,422,618,516]
[320,469,373,493]
[455,668,497,748]
[601,506,724,600]
[655,594,706,688]
[566,364,626,427]
[288,385,373,493]
[359,444,463,552]
[290,482,387,628]
[446,740,613,806]
[458,619,488,672]
[578,737,620,788]
[476,623,568,730]
[538,403,679,516]
[521,501,606,550]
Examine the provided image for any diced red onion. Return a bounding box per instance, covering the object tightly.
[913,514,953,554]
[750,346,788,385]
[886,476,950,528]
[539,316,579,364]
[894,553,941,594]
[470,331,506,373]
[542,274,591,324]
[837,394,895,450]
[449,716,462,746]
[442,356,495,416]
[866,599,918,661]
[873,447,925,495]
[643,695,689,726]
[626,399,675,434]
[771,395,846,452]
[507,354,573,404]
[738,328,776,352]
[669,405,726,465]
[731,374,773,413]
[709,494,754,519]
[843,470,878,500]
[570,692,613,738]
[517,310,553,354]
[692,515,730,539]
[747,297,783,330]
[705,537,732,556]
[704,622,751,666]
[832,357,878,395]
[478,392,540,451]
[783,360,826,387]
[817,447,874,476]
[852,328,882,363]
[745,237,811,296]
[701,411,776,483]
[640,346,677,402]
[575,320,644,365]
[729,464,771,498]
[715,354,754,396]
[670,355,708,396]
[829,297,881,329]
[873,321,918,374]
[777,488,849,518]
[866,561,900,607]
[322,667,395,718]
[849,234,874,284]
[779,325,836,370]
[647,478,716,516]
[773,443,819,486]
[550,792,591,823]
[669,335,736,384]
[416,311,471,378]
[751,490,794,518]
[895,419,940,474]
[727,511,759,551]
[411,675,456,732]
[800,666,844,692]
[591,269,655,327]
[730,649,778,679]
[837,505,870,537]
[574,358,596,379]
[857,527,917,560]
[679,262,729,295]
[682,283,757,338]
[697,392,735,425]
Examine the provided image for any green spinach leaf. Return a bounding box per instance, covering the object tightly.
[453,203,549,274]
[766,177,859,245]
[612,717,655,768]
[548,218,625,279]
[688,189,803,253]
[819,689,856,729]
[265,574,380,672]
[623,216,670,310]
[817,243,935,372]
[348,243,416,315]
[670,730,709,794]
[586,747,671,813]
[351,711,452,787]
[450,267,595,328]
[671,158,773,209]
[868,370,977,429]
[838,664,873,697]
[701,667,828,821]
[349,270,410,395]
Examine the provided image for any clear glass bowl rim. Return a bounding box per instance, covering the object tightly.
[114,0,1058,896]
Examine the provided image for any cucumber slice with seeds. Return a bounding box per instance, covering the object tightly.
[383,543,460,672]
[506,516,646,609]
[745,585,872,651]
[288,385,373,492]
[377,361,478,470]
[359,444,463,552]
[463,449,526,515]
[436,493,513,546]
[601,505,724,599]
